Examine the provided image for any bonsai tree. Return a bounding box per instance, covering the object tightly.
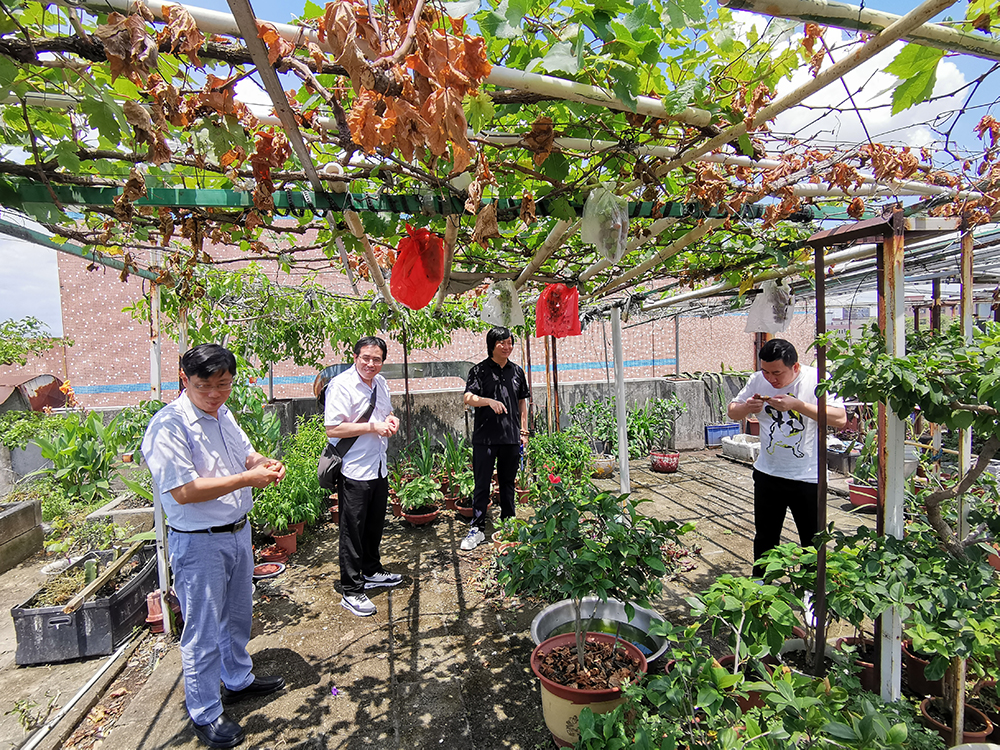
[498,474,693,671]
[648,395,687,453]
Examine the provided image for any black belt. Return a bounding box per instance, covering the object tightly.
[170,516,247,534]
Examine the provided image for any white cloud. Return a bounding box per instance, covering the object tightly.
[0,234,62,335]
[730,12,977,158]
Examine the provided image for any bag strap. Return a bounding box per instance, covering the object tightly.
[334,386,379,459]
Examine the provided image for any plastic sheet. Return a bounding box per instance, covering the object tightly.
[390,223,445,310]
[744,279,794,333]
[535,283,581,338]
[581,185,628,262]
[481,279,525,328]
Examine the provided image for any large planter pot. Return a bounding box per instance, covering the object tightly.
[288,521,306,536]
[834,636,877,693]
[531,632,647,748]
[649,450,679,473]
[920,698,994,744]
[848,480,878,508]
[530,596,669,664]
[591,455,615,479]
[403,507,440,526]
[444,495,458,511]
[903,640,944,697]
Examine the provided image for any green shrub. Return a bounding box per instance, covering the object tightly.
[31,411,118,504]
[0,410,64,452]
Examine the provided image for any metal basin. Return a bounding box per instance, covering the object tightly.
[530,596,669,664]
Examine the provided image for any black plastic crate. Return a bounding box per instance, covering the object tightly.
[11,545,157,665]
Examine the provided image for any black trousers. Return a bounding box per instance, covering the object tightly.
[338,473,388,596]
[471,443,519,530]
[752,469,819,578]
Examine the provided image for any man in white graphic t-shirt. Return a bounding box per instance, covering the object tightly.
[728,339,847,578]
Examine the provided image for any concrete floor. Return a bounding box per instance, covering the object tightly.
[1,452,873,749]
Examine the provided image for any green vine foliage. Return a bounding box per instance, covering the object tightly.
[819,322,1000,437]
[0,317,68,366]
[0,410,64,451]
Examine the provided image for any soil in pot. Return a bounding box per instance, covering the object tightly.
[545,619,658,659]
[921,697,993,743]
[779,644,835,676]
[28,555,148,608]
[535,636,643,690]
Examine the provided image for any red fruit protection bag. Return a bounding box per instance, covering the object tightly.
[535,283,581,338]
[390,223,445,310]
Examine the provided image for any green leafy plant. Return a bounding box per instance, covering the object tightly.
[31,411,118,504]
[109,400,165,458]
[569,397,617,452]
[647,396,688,452]
[250,414,327,531]
[452,468,476,504]
[0,317,68,366]
[5,691,58,734]
[227,372,280,458]
[397,474,443,512]
[498,477,693,669]
[0,410,64,451]
[525,428,592,482]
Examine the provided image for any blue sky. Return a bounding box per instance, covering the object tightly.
[0,0,994,336]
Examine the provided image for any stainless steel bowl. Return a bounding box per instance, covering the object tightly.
[530,596,669,663]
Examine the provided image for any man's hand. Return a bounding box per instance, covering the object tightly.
[743,395,766,415]
[373,418,399,437]
[488,398,507,415]
[386,414,401,435]
[245,460,284,488]
[766,394,800,413]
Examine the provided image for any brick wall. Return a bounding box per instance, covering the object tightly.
[1,244,825,408]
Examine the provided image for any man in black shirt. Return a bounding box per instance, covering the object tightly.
[461,326,530,551]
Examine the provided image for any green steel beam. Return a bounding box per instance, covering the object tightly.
[0,218,161,282]
[0,178,821,222]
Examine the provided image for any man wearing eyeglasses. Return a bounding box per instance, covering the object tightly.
[325,336,402,617]
[142,344,286,749]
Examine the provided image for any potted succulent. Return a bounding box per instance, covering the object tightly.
[647,396,687,473]
[498,475,692,747]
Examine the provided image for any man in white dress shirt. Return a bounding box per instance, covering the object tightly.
[325,336,403,616]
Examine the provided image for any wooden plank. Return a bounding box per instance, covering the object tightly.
[62,540,146,614]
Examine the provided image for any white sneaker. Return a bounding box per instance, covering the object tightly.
[364,571,403,589]
[460,528,485,551]
[341,593,376,617]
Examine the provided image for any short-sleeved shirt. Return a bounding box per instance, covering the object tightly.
[465,357,530,445]
[734,366,844,484]
[324,365,392,481]
[141,391,255,531]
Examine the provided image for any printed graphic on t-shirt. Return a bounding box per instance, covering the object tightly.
[764,401,805,458]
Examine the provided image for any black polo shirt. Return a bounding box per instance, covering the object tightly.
[465,357,530,445]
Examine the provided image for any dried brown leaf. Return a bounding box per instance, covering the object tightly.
[160,4,204,68]
[471,202,500,248]
[523,116,554,167]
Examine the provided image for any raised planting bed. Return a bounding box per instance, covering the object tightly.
[0,498,43,575]
[11,545,157,665]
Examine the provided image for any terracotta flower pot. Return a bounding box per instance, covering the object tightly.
[531,632,647,748]
[273,530,297,555]
[903,640,944,697]
[289,521,306,536]
[920,697,994,744]
[258,545,289,563]
[391,500,402,518]
[649,450,679,473]
[456,502,474,518]
[402,507,440,526]
[330,507,340,525]
[835,636,877,693]
[516,487,530,505]
[848,480,878,508]
[718,654,773,711]
[444,496,458,511]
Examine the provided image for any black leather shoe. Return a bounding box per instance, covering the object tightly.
[191,713,245,748]
[221,675,286,704]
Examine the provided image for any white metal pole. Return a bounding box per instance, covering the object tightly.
[879,215,906,702]
[611,307,629,494]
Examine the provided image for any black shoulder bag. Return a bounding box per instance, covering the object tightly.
[318,387,378,490]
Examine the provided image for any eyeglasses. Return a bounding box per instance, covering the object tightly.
[357,356,383,365]
[190,382,234,393]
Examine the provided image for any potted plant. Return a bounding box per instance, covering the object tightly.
[498,475,692,747]
[439,431,469,507]
[569,398,615,456]
[490,515,526,554]
[847,430,879,507]
[398,475,443,525]
[452,468,477,517]
[647,396,687,473]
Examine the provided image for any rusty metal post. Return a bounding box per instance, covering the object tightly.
[551,335,561,431]
[402,326,411,445]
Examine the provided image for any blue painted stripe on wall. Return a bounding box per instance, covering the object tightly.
[72,358,678,395]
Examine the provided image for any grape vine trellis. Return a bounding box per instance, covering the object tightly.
[2,0,1000,326]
